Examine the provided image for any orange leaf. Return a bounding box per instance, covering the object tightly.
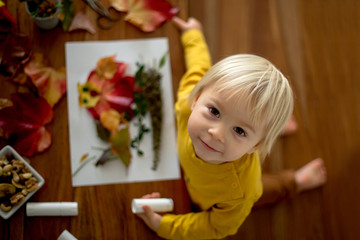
[110,0,129,11]
[24,53,67,107]
[100,109,121,131]
[111,0,178,32]
[96,55,118,79]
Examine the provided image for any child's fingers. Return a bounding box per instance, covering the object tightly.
[142,192,161,199]
[142,204,153,215]
[172,16,187,30]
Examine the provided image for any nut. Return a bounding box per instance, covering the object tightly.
[11,179,25,189]
[0,159,8,166]
[12,171,20,182]
[0,203,12,212]
[25,177,38,192]
[0,183,16,198]
[0,154,40,212]
[10,192,25,206]
[2,164,12,173]
[21,189,29,196]
[11,160,24,173]
[21,173,32,179]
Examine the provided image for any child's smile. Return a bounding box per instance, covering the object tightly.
[188,85,265,164]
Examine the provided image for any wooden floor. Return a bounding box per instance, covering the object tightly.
[190,0,360,239]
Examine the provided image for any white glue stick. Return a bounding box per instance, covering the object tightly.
[132,198,173,214]
[26,202,78,216]
[57,230,77,240]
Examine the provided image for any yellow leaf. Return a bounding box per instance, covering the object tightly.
[100,109,121,131]
[110,125,132,167]
[96,55,117,79]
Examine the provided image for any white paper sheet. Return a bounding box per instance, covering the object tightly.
[65,38,180,187]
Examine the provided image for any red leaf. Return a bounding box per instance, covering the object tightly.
[84,58,135,119]
[111,0,179,32]
[0,93,54,156]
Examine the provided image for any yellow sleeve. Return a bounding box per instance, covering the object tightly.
[176,29,212,106]
[157,199,254,240]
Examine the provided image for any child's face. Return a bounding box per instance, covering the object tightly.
[188,85,264,164]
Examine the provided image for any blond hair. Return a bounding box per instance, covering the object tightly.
[189,54,294,161]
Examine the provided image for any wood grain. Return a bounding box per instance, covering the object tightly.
[2,0,360,239]
[1,1,189,239]
[190,0,360,239]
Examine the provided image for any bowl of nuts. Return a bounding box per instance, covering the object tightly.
[0,145,45,219]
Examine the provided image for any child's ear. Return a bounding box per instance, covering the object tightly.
[191,96,199,111]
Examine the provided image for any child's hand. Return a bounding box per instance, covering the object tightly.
[172,16,202,33]
[136,192,163,232]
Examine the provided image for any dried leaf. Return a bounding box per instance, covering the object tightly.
[78,81,101,108]
[68,12,96,35]
[0,93,54,156]
[110,0,129,11]
[110,125,132,167]
[95,120,111,142]
[24,53,67,107]
[80,153,89,162]
[81,56,135,119]
[96,56,118,79]
[100,109,121,131]
[61,0,75,31]
[111,0,179,32]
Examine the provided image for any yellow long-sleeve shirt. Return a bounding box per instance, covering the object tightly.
[157,30,263,240]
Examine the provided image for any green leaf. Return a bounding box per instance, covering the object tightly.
[158,52,168,69]
[61,0,74,31]
[110,126,132,167]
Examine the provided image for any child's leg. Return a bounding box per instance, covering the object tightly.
[254,158,327,208]
[295,158,327,193]
[254,169,297,208]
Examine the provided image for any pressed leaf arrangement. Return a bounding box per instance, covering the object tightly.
[74,53,166,176]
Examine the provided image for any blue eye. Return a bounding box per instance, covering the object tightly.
[234,127,245,136]
[209,107,220,118]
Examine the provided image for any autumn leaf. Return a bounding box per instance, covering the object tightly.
[24,52,67,107]
[100,109,121,131]
[110,124,132,167]
[111,0,179,32]
[96,56,119,79]
[0,93,54,156]
[68,12,96,35]
[81,56,135,120]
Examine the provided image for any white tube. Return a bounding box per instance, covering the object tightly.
[132,198,173,214]
[57,230,77,240]
[26,202,78,216]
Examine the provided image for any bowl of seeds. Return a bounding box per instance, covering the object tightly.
[0,145,45,219]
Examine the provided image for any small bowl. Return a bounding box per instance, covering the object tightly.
[0,145,45,219]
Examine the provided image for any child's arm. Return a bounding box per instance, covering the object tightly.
[137,193,254,239]
[172,17,212,103]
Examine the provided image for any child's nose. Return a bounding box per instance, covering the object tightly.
[208,126,224,143]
